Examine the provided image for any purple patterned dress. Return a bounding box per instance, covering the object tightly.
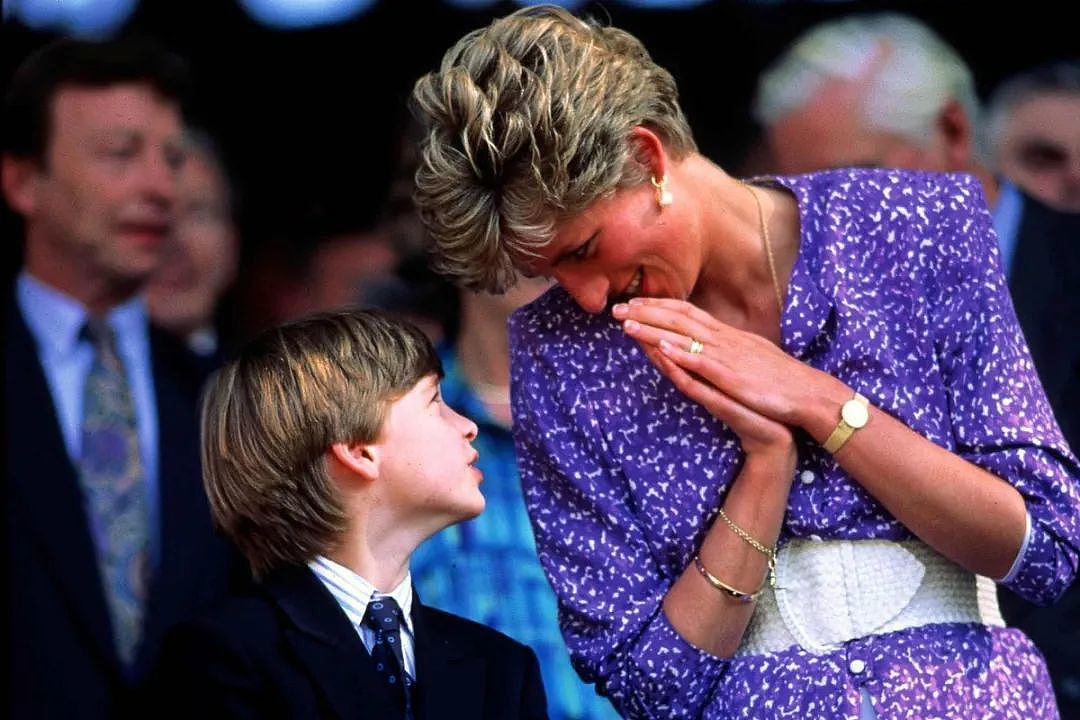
[509,168,1080,719]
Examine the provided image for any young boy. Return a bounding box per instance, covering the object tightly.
[152,309,548,719]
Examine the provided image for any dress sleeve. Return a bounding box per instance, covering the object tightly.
[509,327,728,719]
[930,173,1080,605]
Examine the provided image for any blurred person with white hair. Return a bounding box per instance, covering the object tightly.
[754,13,993,195]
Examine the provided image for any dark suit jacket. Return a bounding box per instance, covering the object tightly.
[1006,190,1080,452]
[1000,192,1080,719]
[150,564,549,719]
[3,289,242,719]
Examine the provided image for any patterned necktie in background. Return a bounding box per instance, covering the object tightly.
[78,318,149,668]
[362,596,414,718]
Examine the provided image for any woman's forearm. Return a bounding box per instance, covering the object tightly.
[790,372,1028,579]
[663,449,795,656]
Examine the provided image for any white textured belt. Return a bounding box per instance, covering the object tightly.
[736,538,1005,657]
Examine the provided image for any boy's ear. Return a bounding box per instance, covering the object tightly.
[329,441,379,482]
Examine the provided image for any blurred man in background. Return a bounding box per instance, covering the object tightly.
[2,36,239,719]
[146,127,239,361]
[987,60,1080,214]
[754,13,992,190]
[233,213,400,340]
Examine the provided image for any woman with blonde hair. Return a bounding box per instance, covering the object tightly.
[410,5,1080,719]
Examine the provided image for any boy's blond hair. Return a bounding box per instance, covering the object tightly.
[200,308,441,578]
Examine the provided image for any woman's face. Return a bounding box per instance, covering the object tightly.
[522,180,701,314]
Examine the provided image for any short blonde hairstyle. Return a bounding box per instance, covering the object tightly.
[200,308,441,579]
[411,4,696,293]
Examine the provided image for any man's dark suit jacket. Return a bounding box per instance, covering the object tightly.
[151,564,549,719]
[3,289,242,719]
[1001,191,1080,719]
[1006,190,1080,453]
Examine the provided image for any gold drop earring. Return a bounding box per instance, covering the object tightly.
[651,175,673,208]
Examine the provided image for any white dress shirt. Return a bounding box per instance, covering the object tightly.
[308,556,417,679]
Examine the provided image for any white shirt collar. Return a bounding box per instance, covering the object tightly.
[17,271,147,357]
[308,556,415,635]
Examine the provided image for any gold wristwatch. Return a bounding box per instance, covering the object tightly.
[822,392,869,454]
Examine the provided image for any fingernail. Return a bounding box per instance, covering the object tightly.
[623,319,638,332]
[629,297,645,305]
[659,338,672,352]
[611,303,628,319]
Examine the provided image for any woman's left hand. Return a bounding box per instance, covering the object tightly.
[613,297,828,426]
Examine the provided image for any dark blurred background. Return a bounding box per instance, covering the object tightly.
[3,0,1075,335]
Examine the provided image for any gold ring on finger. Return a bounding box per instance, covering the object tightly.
[688,338,705,354]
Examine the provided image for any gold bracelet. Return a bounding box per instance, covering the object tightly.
[692,554,763,603]
[717,508,778,588]
[717,508,774,556]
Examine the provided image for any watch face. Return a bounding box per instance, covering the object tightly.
[841,399,869,428]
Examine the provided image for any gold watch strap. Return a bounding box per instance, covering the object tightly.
[822,392,869,454]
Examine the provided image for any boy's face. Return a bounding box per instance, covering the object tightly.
[374,373,484,527]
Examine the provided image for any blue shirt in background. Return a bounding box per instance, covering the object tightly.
[992,179,1024,279]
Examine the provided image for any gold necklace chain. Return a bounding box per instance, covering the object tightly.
[742,181,784,316]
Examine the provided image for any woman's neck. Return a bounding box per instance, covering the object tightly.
[688,162,799,341]
[456,294,514,425]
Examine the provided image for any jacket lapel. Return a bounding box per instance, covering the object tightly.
[1009,192,1080,402]
[5,298,119,670]
[412,599,485,719]
[266,565,402,719]
[137,327,218,672]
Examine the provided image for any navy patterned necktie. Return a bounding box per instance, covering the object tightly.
[78,318,149,668]
[362,596,414,718]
